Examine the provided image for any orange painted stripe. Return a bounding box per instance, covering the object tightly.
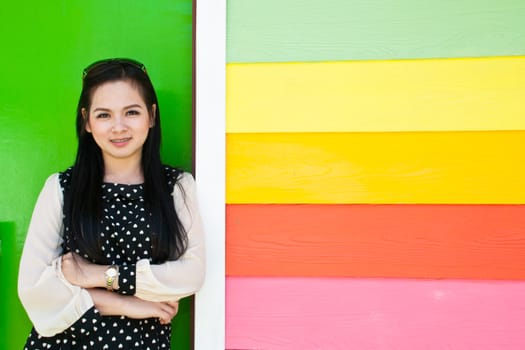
[226,204,525,279]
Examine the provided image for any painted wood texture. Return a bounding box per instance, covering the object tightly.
[226,277,525,350]
[226,57,525,133]
[227,0,525,62]
[227,204,525,279]
[226,131,525,204]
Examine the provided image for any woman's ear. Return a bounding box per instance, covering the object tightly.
[150,104,157,128]
[82,108,91,133]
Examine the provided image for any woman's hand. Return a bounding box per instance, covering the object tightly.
[63,254,180,323]
[124,298,180,325]
[88,289,179,324]
[61,252,106,288]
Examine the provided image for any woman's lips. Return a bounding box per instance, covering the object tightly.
[110,137,132,146]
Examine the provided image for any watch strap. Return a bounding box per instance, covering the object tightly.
[104,265,119,291]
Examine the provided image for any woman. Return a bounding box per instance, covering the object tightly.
[18,58,205,349]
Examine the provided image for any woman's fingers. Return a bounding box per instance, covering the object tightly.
[61,252,72,263]
[61,251,100,288]
[158,301,179,324]
[61,252,77,283]
[165,301,179,315]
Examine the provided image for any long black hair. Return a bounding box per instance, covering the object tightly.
[64,58,187,263]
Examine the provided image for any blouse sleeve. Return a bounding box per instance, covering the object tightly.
[134,172,206,302]
[18,174,94,337]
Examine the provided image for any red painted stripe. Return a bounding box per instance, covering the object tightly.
[226,277,525,350]
[226,204,525,279]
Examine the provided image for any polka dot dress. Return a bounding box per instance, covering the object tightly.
[24,167,181,350]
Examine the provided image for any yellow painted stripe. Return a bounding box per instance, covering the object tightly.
[226,131,525,204]
[226,56,525,133]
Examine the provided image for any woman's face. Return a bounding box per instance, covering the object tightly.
[84,80,155,167]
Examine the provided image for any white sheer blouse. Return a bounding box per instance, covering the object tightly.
[18,172,206,336]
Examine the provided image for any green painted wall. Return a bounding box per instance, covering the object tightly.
[0,2,194,349]
[227,0,525,62]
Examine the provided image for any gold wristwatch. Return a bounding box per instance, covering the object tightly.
[104,265,119,291]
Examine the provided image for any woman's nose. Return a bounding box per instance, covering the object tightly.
[111,116,127,132]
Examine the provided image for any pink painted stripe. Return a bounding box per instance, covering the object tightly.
[226,277,525,350]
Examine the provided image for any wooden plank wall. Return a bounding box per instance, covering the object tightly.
[225,0,525,349]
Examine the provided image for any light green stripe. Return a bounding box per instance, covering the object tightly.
[227,0,525,62]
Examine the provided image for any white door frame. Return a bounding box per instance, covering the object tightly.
[194,0,226,349]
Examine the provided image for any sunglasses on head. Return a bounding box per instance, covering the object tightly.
[82,58,147,80]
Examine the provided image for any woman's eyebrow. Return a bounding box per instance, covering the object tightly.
[123,104,143,109]
[92,107,111,112]
[92,104,143,112]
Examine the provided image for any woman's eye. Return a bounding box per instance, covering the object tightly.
[96,113,110,119]
[126,110,140,116]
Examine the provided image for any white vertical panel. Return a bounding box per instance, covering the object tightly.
[194,0,226,349]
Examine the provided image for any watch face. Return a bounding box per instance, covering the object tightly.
[107,268,117,277]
